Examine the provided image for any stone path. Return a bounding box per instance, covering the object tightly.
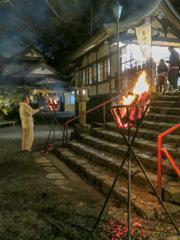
[34,155,74,192]
[33,153,180,239]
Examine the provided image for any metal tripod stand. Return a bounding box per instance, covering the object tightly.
[46,111,64,148]
[92,104,179,239]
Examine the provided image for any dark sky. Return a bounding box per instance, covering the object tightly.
[0,0,179,58]
[0,0,49,56]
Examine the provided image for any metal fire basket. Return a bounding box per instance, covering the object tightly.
[92,103,179,239]
[46,99,64,148]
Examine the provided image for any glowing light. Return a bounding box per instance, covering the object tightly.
[48,97,59,111]
[112,71,150,128]
[120,71,149,106]
[133,71,149,95]
[122,95,135,105]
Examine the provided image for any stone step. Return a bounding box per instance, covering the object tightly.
[145,113,180,124]
[69,140,138,178]
[104,123,180,158]
[105,125,178,153]
[105,122,180,144]
[81,132,180,178]
[151,95,180,102]
[151,101,180,108]
[163,182,180,204]
[170,90,180,96]
[69,140,174,188]
[54,147,180,217]
[149,106,180,116]
[141,121,180,136]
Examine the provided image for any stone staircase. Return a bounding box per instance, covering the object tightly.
[55,93,180,219]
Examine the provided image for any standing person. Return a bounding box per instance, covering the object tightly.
[157,59,168,92]
[19,97,44,153]
[166,46,179,91]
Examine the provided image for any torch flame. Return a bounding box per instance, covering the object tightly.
[113,71,150,128]
[122,95,136,105]
[48,97,59,111]
[121,71,149,106]
[133,71,149,95]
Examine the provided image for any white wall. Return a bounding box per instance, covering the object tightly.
[31,67,54,75]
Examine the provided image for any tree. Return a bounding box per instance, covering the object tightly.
[0,85,33,121]
[0,0,179,77]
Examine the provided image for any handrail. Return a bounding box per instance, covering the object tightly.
[63,72,167,146]
[157,123,180,198]
[63,88,132,146]
[152,72,167,95]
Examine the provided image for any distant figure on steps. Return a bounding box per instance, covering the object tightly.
[157,59,168,92]
[166,46,179,91]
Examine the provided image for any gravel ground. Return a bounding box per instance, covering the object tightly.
[0,124,180,240]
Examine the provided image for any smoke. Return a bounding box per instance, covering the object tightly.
[0,0,48,57]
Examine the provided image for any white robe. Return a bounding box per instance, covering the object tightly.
[19,103,39,150]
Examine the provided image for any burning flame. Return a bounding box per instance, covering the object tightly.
[112,71,150,128]
[121,71,149,105]
[48,97,59,111]
[133,71,149,94]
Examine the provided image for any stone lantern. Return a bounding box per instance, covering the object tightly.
[75,85,89,125]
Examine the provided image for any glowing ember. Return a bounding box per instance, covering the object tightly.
[99,217,173,239]
[112,71,150,128]
[48,97,59,111]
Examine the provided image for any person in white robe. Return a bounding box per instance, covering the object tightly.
[19,97,44,153]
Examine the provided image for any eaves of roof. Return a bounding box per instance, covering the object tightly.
[26,61,60,76]
[3,60,61,79]
[70,0,180,62]
[6,47,43,60]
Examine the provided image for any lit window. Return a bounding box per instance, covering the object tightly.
[82,90,86,95]
[83,70,85,84]
[85,68,88,85]
[98,58,110,82]
[108,59,110,75]
[71,95,75,104]
[89,67,92,84]
[98,62,104,82]
[89,64,97,84]
[66,95,70,104]
[77,90,79,95]
[33,95,38,102]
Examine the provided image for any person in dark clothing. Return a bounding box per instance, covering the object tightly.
[166,46,179,90]
[157,59,168,92]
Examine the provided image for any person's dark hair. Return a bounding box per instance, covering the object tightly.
[159,59,165,65]
[168,46,174,51]
[22,96,28,102]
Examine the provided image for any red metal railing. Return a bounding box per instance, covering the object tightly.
[63,72,167,146]
[63,89,132,146]
[157,123,180,197]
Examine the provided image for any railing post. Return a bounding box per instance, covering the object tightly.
[103,104,106,124]
[157,135,162,198]
[164,73,166,95]
[66,123,68,147]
